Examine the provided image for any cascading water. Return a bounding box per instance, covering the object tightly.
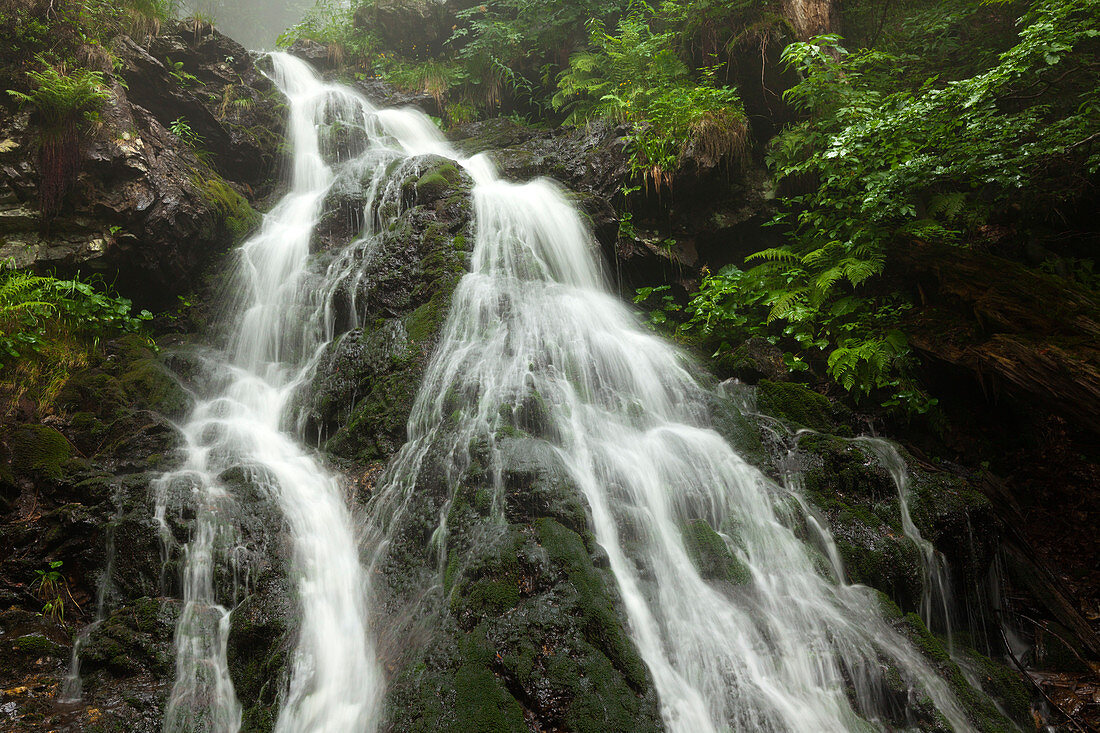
[153,55,390,733]
[142,52,997,732]
[856,438,956,643]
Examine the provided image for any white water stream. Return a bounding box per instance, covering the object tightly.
[145,53,989,732]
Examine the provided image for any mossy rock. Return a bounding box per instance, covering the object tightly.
[56,369,128,418]
[415,163,464,204]
[191,172,260,239]
[14,632,64,658]
[682,519,751,585]
[9,424,75,481]
[119,358,189,417]
[536,518,649,691]
[103,334,156,366]
[81,597,179,679]
[899,613,1026,732]
[227,592,292,733]
[756,379,850,434]
[453,664,527,732]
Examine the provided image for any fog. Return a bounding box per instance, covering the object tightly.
[182,0,322,50]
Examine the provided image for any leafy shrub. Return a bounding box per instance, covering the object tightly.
[0,266,152,360]
[664,0,1098,415]
[0,263,153,410]
[554,6,747,186]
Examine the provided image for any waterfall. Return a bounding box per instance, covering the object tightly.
[145,52,992,732]
[154,55,388,733]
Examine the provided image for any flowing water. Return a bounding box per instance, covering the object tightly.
[856,438,956,644]
[154,55,388,733]
[146,52,993,732]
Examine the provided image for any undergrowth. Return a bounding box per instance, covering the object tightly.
[0,263,153,413]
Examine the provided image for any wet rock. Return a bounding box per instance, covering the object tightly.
[353,78,442,117]
[721,336,789,383]
[0,23,283,309]
[449,118,630,237]
[303,155,474,462]
[287,38,336,71]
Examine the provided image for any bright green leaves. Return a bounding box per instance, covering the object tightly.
[685,0,1100,414]
[7,61,110,130]
[0,265,152,362]
[554,6,747,186]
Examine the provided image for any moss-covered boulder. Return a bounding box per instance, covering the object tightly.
[756,379,851,434]
[118,358,190,418]
[303,155,474,462]
[9,424,77,481]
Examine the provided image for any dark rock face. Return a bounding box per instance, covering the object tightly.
[353,78,442,118]
[302,155,474,461]
[448,118,779,298]
[0,334,189,731]
[353,0,474,60]
[0,23,285,309]
[286,38,337,71]
[450,118,631,239]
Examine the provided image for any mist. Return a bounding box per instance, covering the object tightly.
[182,0,321,50]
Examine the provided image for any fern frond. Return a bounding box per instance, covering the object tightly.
[840,256,884,287]
[747,247,800,264]
[927,191,967,221]
[767,289,806,323]
[800,240,846,267]
[812,266,844,299]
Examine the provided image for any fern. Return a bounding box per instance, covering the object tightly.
[747,247,801,264]
[767,289,806,323]
[0,271,55,318]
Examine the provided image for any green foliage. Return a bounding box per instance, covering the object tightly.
[170,116,205,149]
[7,62,109,128]
[277,0,378,68]
[0,0,178,66]
[33,560,67,622]
[450,0,626,107]
[554,6,747,185]
[0,263,152,362]
[668,0,1097,414]
[165,56,199,88]
[6,54,111,214]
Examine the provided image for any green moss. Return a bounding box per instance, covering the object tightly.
[835,536,921,606]
[416,171,455,202]
[682,519,751,585]
[756,379,834,431]
[57,369,128,418]
[190,172,260,239]
[406,301,444,346]
[954,645,1033,724]
[105,333,156,364]
[15,633,63,657]
[901,613,1021,731]
[453,664,526,732]
[465,578,521,613]
[119,359,188,416]
[10,424,73,480]
[536,518,648,690]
